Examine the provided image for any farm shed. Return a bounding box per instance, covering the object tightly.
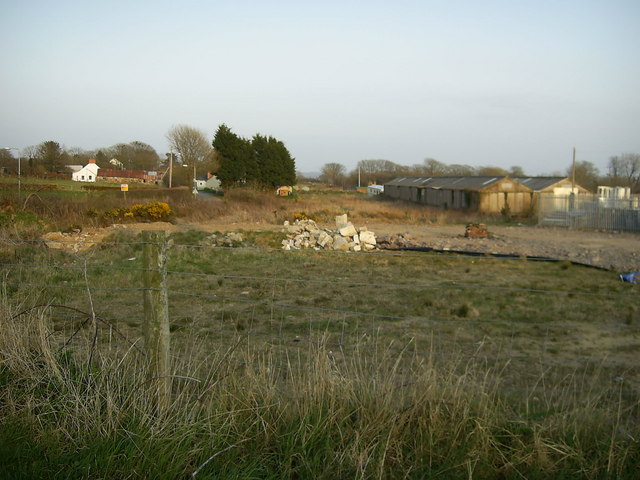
[384,176,534,214]
[97,169,160,184]
[513,177,590,195]
[514,177,591,213]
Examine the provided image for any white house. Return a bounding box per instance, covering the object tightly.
[72,159,100,182]
[199,173,222,192]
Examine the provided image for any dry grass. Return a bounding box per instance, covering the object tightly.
[1,298,638,479]
[173,187,484,226]
[1,181,638,477]
[2,179,510,233]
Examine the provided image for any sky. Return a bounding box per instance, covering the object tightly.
[1,0,639,175]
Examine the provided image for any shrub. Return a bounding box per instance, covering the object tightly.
[88,202,172,223]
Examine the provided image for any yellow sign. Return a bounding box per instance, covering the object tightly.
[121,184,129,192]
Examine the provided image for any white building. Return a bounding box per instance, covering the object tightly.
[367,184,384,196]
[72,159,100,182]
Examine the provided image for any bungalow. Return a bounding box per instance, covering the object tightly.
[71,159,100,182]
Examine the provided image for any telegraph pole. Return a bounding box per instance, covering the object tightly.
[571,147,576,193]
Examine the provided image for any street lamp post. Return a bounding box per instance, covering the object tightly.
[2,147,20,203]
[181,163,198,196]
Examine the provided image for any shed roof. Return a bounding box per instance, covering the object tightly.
[513,177,569,191]
[98,169,149,179]
[385,176,514,190]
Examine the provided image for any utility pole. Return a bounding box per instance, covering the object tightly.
[571,147,576,193]
[168,151,173,189]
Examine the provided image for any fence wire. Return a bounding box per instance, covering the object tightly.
[2,235,639,401]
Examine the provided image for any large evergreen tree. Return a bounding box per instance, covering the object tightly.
[213,125,295,189]
[212,124,250,187]
[37,141,65,172]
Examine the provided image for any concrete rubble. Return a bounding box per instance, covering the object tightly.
[42,231,98,253]
[201,232,244,247]
[281,215,377,252]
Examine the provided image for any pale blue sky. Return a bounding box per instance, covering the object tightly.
[1,0,638,174]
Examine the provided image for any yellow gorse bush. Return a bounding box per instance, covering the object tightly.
[89,202,172,222]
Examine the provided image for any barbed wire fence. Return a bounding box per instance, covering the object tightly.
[3,232,639,408]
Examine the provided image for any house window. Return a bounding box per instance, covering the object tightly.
[89,175,92,180]
[81,175,85,180]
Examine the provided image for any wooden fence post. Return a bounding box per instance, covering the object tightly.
[142,230,171,411]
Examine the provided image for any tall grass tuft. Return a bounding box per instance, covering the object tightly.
[1,297,638,479]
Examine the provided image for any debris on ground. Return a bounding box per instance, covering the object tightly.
[464,223,490,238]
[201,232,244,247]
[42,231,105,253]
[281,215,376,252]
[620,272,639,284]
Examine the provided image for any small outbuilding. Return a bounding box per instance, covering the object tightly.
[367,184,384,196]
[276,186,293,196]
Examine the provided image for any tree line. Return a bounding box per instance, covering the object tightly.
[0,140,163,177]
[1,124,296,190]
[316,155,640,193]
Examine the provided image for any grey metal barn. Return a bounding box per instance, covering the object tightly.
[384,176,534,214]
[384,176,593,215]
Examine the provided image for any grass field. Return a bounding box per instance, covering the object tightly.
[1,182,639,478]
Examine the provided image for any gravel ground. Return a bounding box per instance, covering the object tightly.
[369,223,639,273]
[43,221,639,274]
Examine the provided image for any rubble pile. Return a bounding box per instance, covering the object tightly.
[201,232,244,247]
[42,230,100,253]
[281,214,377,252]
[376,233,422,250]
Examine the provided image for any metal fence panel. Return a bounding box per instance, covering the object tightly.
[538,194,640,232]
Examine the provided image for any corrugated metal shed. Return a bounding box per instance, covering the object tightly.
[513,177,590,194]
[384,176,534,214]
[385,176,509,190]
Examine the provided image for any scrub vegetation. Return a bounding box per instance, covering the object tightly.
[0,180,638,478]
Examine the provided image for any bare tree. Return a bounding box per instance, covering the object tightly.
[477,166,509,176]
[166,125,212,166]
[509,165,526,177]
[608,153,640,192]
[566,161,600,192]
[423,158,448,176]
[319,162,346,186]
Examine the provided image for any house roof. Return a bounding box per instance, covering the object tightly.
[385,176,513,190]
[98,169,151,179]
